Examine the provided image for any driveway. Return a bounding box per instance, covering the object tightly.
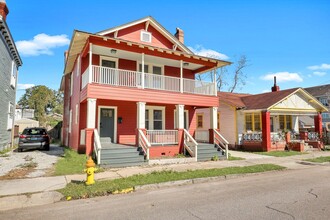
[0,144,64,179]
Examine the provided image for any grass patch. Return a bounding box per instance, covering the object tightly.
[304,156,330,163]
[228,155,245,160]
[58,164,285,200]
[54,147,87,176]
[254,151,306,157]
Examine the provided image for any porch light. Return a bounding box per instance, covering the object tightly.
[110,49,117,54]
[183,62,189,67]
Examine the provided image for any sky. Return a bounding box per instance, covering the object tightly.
[5,0,330,101]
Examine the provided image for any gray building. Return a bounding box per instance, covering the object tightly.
[0,0,22,151]
[305,84,330,125]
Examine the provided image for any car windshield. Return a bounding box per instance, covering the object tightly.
[22,128,47,135]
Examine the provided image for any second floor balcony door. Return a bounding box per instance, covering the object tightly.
[101,59,117,85]
[139,64,163,90]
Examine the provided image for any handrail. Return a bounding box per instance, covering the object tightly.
[138,129,151,160]
[183,129,198,161]
[93,129,102,165]
[213,129,229,159]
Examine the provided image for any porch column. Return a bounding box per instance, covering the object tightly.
[88,43,93,83]
[209,107,218,143]
[176,104,184,129]
[180,60,183,93]
[261,111,271,152]
[141,53,145,89]
[137,102,146,129]
[314,112,323,138]
[213,68,217,96]
[86,98,96,155]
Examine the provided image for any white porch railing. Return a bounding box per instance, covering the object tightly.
[183,129,198,161]
[82,65,215,96]
[93,129,102,165]
[195,130,210,143]
[183,78,215,95]
[242,132,263,141]
[138,129,150,160]
[213,129,229,159]
[146,130,178,145]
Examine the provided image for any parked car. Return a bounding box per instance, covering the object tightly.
[18,127,50,152]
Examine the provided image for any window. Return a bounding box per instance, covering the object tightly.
[319,97,329,106]
[10,61,17,88]
[322,113,330,119]
[145,107,165,130]
[279,115,292,130]
[7,102,14,130]
[197,114,203,128]
[217,112,220,130]
[141,31,152,43]
[245,113,261,131]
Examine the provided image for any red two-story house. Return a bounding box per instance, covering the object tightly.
[61,16,230,167]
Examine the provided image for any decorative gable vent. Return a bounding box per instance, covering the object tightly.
[141,31,152,43]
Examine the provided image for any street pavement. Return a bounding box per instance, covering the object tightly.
[1,150,330,211]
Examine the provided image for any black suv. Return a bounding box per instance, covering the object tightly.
[18,127,50,152]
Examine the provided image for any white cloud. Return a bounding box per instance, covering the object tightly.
[17,84,35,90]
[16,33,70,56]
[313,71,326,76]
[260,72,303,83]
[307,63,330,70]
[188,45,229,60]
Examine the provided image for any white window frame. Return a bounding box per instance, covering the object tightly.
[174,109,189,130]
[100,56,118,68]
[140,30,152,43]
[137,62,164,75]
[145,106,165,130]
[7,102,14,130]
[69,109,72,133]
[10,61,17,88]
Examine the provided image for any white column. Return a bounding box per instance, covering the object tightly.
[213,68,217,96]
[210,107,218,129]
[176,104,184,129]
[87,98,96,128]
[137,102,146,129]
[88,43,93,83]
[180,60,183,93]
[141,53,145,89]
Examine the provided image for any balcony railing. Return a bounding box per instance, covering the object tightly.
[146,130,178,145]
[81,65,216,96]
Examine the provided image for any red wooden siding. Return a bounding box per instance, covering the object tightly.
[165,66,194,79]
[118,59,136,71]
[84,84,218,107]
[104,23,175,50]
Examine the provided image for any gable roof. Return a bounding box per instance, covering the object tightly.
[96,16,192,54]
[305,84,330,97]
[218,88,328,112]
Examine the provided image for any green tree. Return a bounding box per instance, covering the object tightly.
[18,85,59,126]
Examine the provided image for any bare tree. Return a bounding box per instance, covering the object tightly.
[227,55,248,93]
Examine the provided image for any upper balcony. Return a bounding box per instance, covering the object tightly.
[82,65,216,96]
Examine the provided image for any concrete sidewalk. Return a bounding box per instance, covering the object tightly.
[1,150,330,211]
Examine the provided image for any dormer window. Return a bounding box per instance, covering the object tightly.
[141,31,152,43]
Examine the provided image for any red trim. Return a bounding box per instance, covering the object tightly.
[314,112,323,138]
[261,111,271,151]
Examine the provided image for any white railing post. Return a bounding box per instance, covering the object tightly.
[180,60,183,93]
[88,43,93,83]
[141,53,145,89]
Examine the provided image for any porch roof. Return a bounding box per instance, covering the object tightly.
[218,88,328,113]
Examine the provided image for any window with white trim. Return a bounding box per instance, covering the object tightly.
[174,110,189,130]
[69,110,72,133]
[10,61,17,88]
[141,31,152,43]
[197,114,203,129]
[145,106,165,130]
[7,102,14,130]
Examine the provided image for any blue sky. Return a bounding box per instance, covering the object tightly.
[5,0,330,100]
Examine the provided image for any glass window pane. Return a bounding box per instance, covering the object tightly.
[154,110,162,120]
[254,113,261,131]
[139,64,149,73]
[279,115,285,130]
[245,113,252,131]
[154,121,162,130]
[153,66,162,75]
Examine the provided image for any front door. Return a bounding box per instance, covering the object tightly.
[100,108,115,143]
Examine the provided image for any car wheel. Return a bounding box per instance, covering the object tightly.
[44,145,50,151]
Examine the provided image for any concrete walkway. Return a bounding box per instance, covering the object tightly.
[1,150,330,211]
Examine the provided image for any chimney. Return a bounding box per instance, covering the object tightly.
[271,76,280,92]
[0,0,9,21]
[175,28,184,44]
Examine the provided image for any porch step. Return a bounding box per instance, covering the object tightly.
[197,143,226,161]
[99,143,146,168]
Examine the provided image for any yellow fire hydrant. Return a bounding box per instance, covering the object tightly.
[84,156,96,185]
